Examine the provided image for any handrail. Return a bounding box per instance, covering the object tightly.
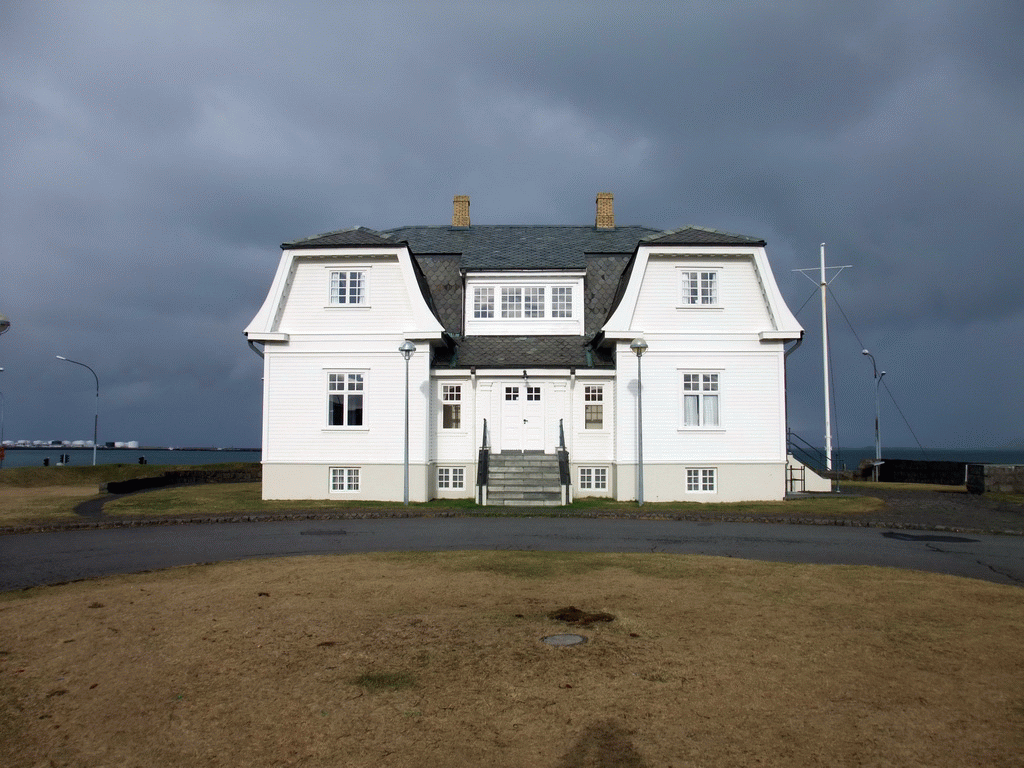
[476,419,490,504]
[787,430,830,473]
[558,418,566,450]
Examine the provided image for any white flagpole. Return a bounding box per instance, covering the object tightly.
[820,243,832,471]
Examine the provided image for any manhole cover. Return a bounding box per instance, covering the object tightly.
[542,634,587,646]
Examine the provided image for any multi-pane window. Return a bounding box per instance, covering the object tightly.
[584,385,603,429]
[683,373,719,427]
[551,286,573,318]
[526,386,540,401]
[442,385,461,429]
[473,287,494,318]
[328,373,364,426]
[470,283,576,319]
[329,271,366,305]
[501,287,523,318]
[330,467,360,492]
[681,271,717,305]
[686,468,717,492]
[579,467,608,490]
[524,287,545,318]
[437,467,465,489]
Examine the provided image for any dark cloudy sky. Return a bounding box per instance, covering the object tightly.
[2,1,1022,453]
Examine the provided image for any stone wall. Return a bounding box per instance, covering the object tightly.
[876,459,967,486]
[967,464,1024,495]
[103,465,262,494]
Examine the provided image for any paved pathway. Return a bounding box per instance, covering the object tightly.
[2,517,1022,592]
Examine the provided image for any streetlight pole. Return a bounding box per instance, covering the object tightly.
[630,338,648,506]
[56,356,99,466]
[861,350,886,482]
[0,368,5,469]
[399,341,416,505]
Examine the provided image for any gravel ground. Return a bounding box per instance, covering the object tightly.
[825,486,1024,534]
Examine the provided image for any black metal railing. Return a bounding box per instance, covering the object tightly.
[556,419,570,491]
[476,419,490,504]
[787,430,830,474]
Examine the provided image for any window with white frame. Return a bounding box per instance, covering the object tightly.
[329,270,366,305]
[526,386,540,401]
[686,468,717,492]
[524,286,545,317]
[468,282,577,320]
[330,467,360,492]
[579,467,608,490]
[473,287,494,318]
[683,373,719,427]
[551,286,573,317]
[501,287,523,318]
[442,384,461,429]
[584,385,603,429]
[437,467,465,489]
[681,270,717,305]
[328,373,364,426]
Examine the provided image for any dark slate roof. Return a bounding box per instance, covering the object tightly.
[279,221,768,369]
[283,227,400,248]
[643,226,766,247]
[384,225,660,270]
[432,336,614,370]
[414,254,463,332]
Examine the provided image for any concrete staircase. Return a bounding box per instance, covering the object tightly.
[486,451,563,506]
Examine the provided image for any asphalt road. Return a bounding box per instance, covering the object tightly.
[2,518,1023,592]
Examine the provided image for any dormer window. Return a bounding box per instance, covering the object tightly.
[473,287,494,318]
[329,270,367,305]
[464,271,585,336]
[681,270,717,305]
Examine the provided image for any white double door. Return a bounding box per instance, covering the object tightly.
[500,383,545,452]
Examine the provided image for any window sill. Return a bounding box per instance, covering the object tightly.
[323,427,371,432]
[675,304,724,310]
[325,304,372,309]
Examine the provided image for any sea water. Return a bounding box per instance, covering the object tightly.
[1,448,260,469]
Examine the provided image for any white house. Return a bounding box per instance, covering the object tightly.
[244,194,805,503]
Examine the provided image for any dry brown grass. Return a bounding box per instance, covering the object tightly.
[2,552,1023,767]
[0,485,100,525]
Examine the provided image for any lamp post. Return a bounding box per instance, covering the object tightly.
[630,338,648,506]
[861,350,886,482]
[399,340,416,505]
[56,356,99,466]
[0,367,5,469]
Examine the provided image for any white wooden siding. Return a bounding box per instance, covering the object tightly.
[570,377,615,463]
[276,256,419,335]
[614,344,786,465]
[628,257,774,334]
[432,377,477,462]
[263,349,431,464]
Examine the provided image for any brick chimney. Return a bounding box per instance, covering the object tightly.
[596,192,614,229]
[453,195,470,227]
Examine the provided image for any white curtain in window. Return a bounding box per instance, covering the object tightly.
[704,395,719,426]
[684,395,699,426]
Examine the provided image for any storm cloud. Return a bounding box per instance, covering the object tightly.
[1,1,1022,452]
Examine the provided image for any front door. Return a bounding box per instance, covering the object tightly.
[501,384,545,451]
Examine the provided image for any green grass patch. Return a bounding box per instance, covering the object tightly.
[350,671,418,693]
